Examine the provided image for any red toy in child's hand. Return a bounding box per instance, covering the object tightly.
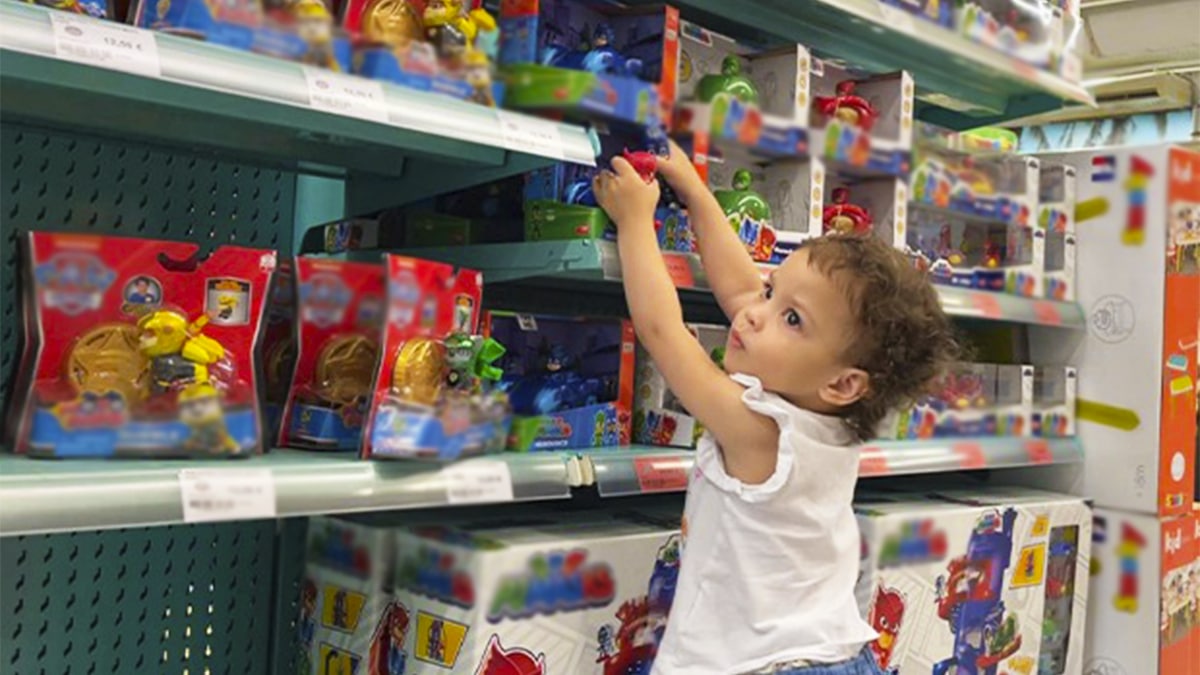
[621,150,658,183]
[815,80,879,132]
[822,187,873,235]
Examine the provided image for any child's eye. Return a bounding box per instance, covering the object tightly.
[785,310,803,328]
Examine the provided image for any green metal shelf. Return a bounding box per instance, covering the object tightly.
[0,3,596,178]
[634,0,1093,129]
[402,239,1087,328]
[585,437,1085,497]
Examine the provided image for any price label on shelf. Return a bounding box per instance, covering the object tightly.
[662,254,696,288]
[304,68,389,123]
[633,456,690,493]
[443,460,514,505]
[50,14,161,78]
[858,449,890,477]
[953,442,987,470]
[1024,439,1054,465]
[179,469,277,523]
[497,111,566,160]
[1033,301,1062,326]
[969,292,1002,319]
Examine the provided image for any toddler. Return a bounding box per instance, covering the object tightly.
[593,141,957,675]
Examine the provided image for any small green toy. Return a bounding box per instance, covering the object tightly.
[714,169,775,262]
[695,55,760,105]
[444,334,505,391]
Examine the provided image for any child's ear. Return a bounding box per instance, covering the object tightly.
[820,368,870,408]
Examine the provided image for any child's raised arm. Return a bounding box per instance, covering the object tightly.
[656,140,763,321]
[594,159,779,484]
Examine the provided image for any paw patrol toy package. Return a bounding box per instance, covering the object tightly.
[633,322,726,448]
[484,312,635,451]
[14,232,275,458]
[278,258,385,450]
[363,254,511,461]
[855,487,1091,675]
[891,363,1033,440]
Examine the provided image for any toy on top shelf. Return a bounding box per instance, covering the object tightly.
[634,323,727,447]
[888,363,1033,440]
[499,1,679,127]
[484,312,635,452]
[1038,162,1077,301]
[363,255,510,460]
[12,232,275,458]
[822,186,872,236]
[1032,366,1076,438]
[714,169,775,262]
[21,0,108,18]
[957,0,1068,70]
[809,60,913,176]
[878,0,954,28]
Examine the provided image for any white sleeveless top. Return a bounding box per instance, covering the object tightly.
[651,373,877,675]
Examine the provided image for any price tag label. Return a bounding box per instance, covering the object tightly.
[1033,301,1062,326]
[50,14,161,78]
[179,469,277,523]
[970,292,1002,319]
[662,254,696,288]
[953,442,987,470]
[877,3,916,34]
[304,68,389,123]
[1025,439,1054,465]
[859,449,890,477]
[497,111,566,161]
[443,459,514,504]
[633,456,690,493]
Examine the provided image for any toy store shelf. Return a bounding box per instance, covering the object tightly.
[0,450,580,537]
[634,0,1093,129]
[935,286,1084,328]
[583,437,1084,497]
[0,3,596,179]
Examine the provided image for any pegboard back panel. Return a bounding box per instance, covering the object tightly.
[0,124,296,411]
[1,522,277,675]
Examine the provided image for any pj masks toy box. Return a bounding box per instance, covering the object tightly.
[633,322,727,448]
[854,487,1091,675]
[484,311,636,451]
[387,509,681,674]
[13,232,275,458]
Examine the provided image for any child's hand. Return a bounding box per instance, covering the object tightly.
[594,157,661,229]
[655,139,704,197]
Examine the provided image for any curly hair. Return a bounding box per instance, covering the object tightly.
[800,235,961,442]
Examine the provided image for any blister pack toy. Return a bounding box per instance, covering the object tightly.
[485,312,635,451]
[278,258,385,450]
[363,255,510,460]
[14,232,275,458]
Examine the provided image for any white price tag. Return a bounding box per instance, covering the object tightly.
[50,14,161,78]
[497,111,566,161]
[179,469,277,523]
[442,460,514,505]
[877,4,917,34]
[304,68,389,123]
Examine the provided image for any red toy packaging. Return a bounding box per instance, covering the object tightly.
[362,254,510,461]
[13,232,276,458]
[277,258,385,450]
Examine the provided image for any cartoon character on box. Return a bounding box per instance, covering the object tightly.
[714,169,776,263]
[368,601,412,675]
[933,508,1021,675]
[292,0,342,71]
[868,586,905,674]
[546,23,643,77]
[474,635,546,675]
[596,535,681,675]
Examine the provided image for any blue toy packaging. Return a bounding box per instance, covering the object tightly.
[854,486,1091,675]
[277,258,384,451]
[890,363,1033,440]
[362,254,511,461]
[13,232,276,458]
[21,0,109,18]
[484,311,635,451]
[499,0,679,127]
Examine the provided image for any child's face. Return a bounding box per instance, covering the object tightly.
[724,250,869,411]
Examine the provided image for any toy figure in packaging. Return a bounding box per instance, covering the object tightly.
[822,186,872,235]
[695,55,759,105]
[815,80,878,131]
[714,169,776,262]
[363,255,510,460]
[15,233,274,458]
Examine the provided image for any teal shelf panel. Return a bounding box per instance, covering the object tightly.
[632,0,1093,129]
[584,437,1085,497]
[0,3,596,178]
[0,450,579,536]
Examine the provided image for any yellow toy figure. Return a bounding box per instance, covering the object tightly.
[294,0,342,72]
[423,0,495,63]
[138,309,226,394]
[178,383,239,453]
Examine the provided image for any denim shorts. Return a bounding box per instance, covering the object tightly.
[754,646,886,675]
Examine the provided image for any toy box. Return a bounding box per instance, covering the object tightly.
[855,487,1092,675]
[910,144,1040,230]
[810,60,913,177]
[1085,507,1199,675]
[12,233,275,458]
[824,173,909,248]
[957,0,1064,70]
[892,363,1033,439]
[1032,366,1076,438]
[484,312,635,451]
[1038,162,1077,301]
[389,510,681,674]
[261,260,295,438]
[499,0,679,127]
[879,0,954,28]
[22,0,109,18]
[673,21,811,158]
[362,255,511,460]
[632,322,727,448]
[277,258,384,450]
[907,203,1043,296]
[1033,146,1200,517]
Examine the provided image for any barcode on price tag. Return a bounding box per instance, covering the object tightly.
[304,68,389,123]
[50,13,161,78]
[179,469,277,523]
[443,460,514,505]
[497,111,566,160]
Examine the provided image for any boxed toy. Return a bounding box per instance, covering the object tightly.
[1035,146,1200,517]
[261,260,296,438]
[823,174,908,248]
[1085,507,1199,675]
[389,509,681,674]
[673,21,811,157]
[11,233,275,457]
[485,312,635,451]
[810,60,913,177]
[1032,366,1076,438]
[363,255,511,460]
[957,0,1064,70]
[892,363,1033,439]
[277,258,384,450]
[21,0,109,18]
[855,487,1092,675]
[1038,162,1077,301]
[633,322,727,448]
[878,0,954,28]
[499,0,679,127]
